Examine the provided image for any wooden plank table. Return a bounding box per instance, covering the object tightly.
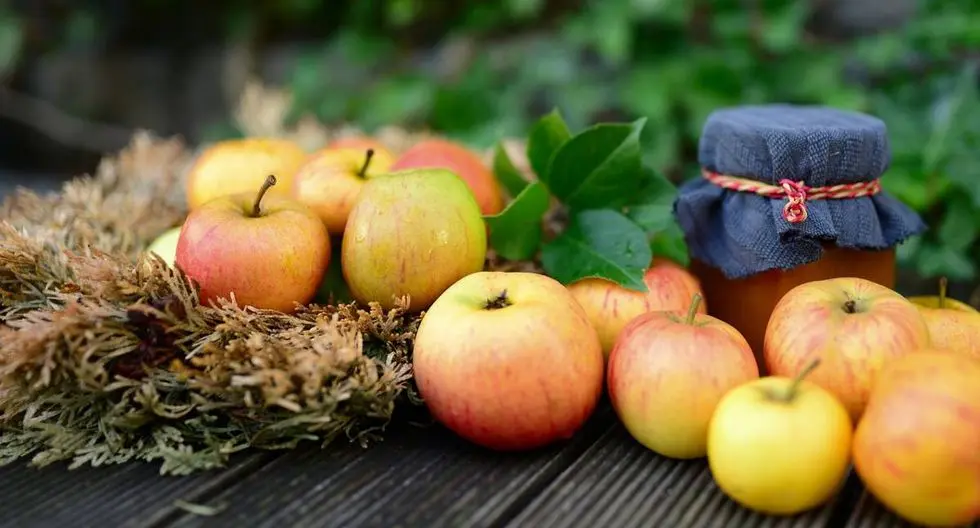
[0,399,949,528]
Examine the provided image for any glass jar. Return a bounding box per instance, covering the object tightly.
[673,104,927,373]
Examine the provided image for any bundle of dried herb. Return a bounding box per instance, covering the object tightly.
[0,85,431,475]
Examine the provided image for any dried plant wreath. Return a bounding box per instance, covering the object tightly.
[0,80,534,475]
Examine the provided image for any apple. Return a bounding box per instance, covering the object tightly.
[390,138,504,216]
[853,350,980,527]
[184,137,308,210]
[568,257,707,359]
[607,294,759,459]
[176,175,331,313]
[412,271,605,451]
[292,145,396,236]
[341,168,487,312]
[763,277,930,422]
[907,277,980,359]
[707,359,853,516]
[146,226,182,266]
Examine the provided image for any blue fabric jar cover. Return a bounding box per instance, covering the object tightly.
[672,104,927,280]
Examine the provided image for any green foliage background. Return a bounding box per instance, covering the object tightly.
[2,0,979,285]
[277,0,980,285]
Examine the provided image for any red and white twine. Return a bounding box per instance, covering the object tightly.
[702,169,882,224]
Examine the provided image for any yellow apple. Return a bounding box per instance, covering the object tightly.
[341,168,487,312]
[412,271,605,451]
[146,226,182,266]
[764,277,931,421]
[184,137,308,210]
[292,144,395,236]
[568,257,707,359]
[907,277,980,359]
[175,175,331,313]
[853,350,980,527]
[707,359,853,516]
[608,294,759,459]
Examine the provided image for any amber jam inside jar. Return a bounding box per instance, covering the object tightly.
[690,246,895,373]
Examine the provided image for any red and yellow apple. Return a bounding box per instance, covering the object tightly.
[607,295,759,459]
[413,271,605,451]
[175,175,331,313]
[853,350,980,527]
[764,277,931,422]
[184,137,308,210]
[568,257,707,358]
[341,168,487,312]
[707,359,853,515]
[291,144,395,235]
[390,138,504,216]
[907,277,980,359]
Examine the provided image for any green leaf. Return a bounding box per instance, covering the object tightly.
[547,118,647,210]
[623,166,677,235]
[938,194,979,252]
[541,209,652,292]
[650,221,690,267]
[492,143,529,199]
[526,109,572,183]
[484,182,551,261]
[315,238,352,304]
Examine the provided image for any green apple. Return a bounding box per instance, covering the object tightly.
[341,168,487,312]
[146,226,182,265]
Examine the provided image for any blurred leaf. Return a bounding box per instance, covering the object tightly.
[355,75,435,129]
[547,118,647,210]
[0,12,23,77]
[650,221,689,267]
[505,0,544,19]
[484,182,551,261]
[541,209,652,291]
[916,243,976,282]
[938,194,979,252]
[923,66,979,174]
[760,2,808,53]
[526,109,572,183]
[492,142,530,198]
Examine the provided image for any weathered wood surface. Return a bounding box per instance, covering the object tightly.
[0,401,911,528]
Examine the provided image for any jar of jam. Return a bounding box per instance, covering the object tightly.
[673,104,927,372]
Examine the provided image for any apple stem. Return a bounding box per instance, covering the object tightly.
[842,300,857,314]
[251,175,277,218]
[357,149,375,178]
[784,358,821,401]
[939,276,948,309]
[485,290,512,310]
[685,293,702,325]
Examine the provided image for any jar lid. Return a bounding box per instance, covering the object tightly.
[698,104,889,185]
[673,104,927,280]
